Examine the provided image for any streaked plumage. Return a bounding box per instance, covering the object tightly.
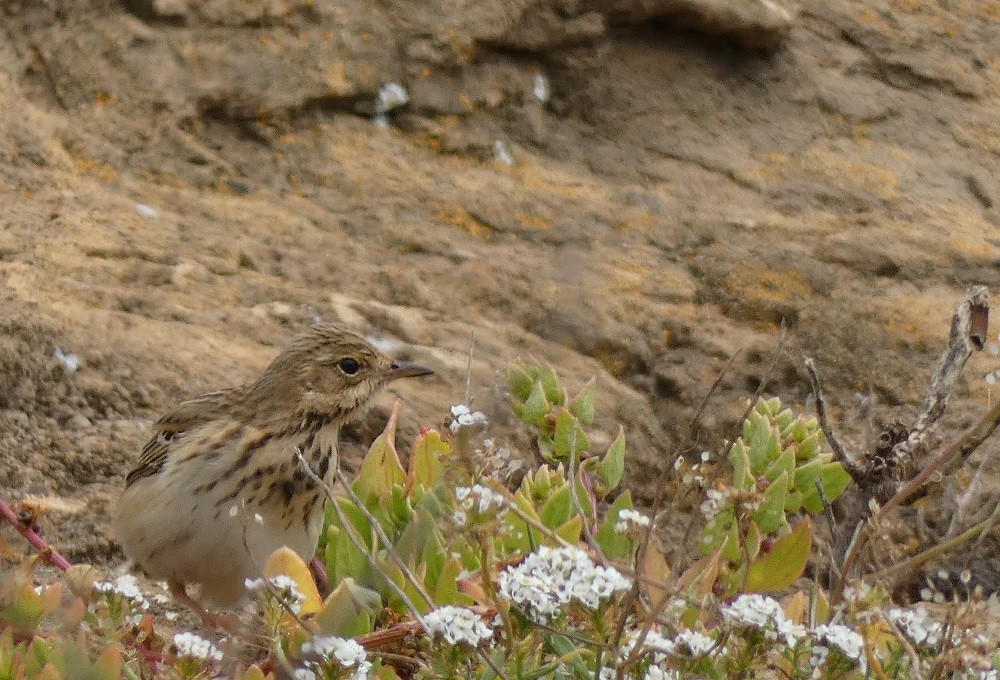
[113,324,433,614]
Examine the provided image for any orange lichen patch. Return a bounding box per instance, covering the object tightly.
[93,91,117,106]
[892,0,921,12]
[71,156,118,182]
[435,203,491,237]
[724,265,813,306]
[614,213,654,233]
[514,212,551,230]
[765,152,789,164]
[800,147,900,201]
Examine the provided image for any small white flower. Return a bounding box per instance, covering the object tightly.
[300,636,371,680]
[614,508,652,533]
[422,606,495,646]
[674,629,715,656]
[720,594,804,648]
[452,510,467,526]
[245,577,265,591]
[814,623,866,673]
[449,404,488,431]
[497,546,631,622]
[253,513,264,525]
[93,574,150,609]
[455,484,505,514]
[228,505,238,518]
[887,606,944,646]
[173,632,223,662]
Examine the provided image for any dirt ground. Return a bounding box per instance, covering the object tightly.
[0,0,998,586]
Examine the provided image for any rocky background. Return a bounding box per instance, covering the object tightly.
[0,0,998,576]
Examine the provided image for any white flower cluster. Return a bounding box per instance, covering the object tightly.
[455,484,505,513]
[172,632,223,663]
[616,628,716,680]
[93,574,150,610]
[887,606,944,646]
[699,487,730,521]
[245,574,307,613]
[450,404,488,432]
[453,484,506,526]
[720,594,805,647]
[422,606,495,646]
[297,636,371,680]
[813,623,867,674]
[482,439,522,479]
[614,508,651,534]
[497,545,631,622]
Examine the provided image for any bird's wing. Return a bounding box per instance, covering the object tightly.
[124,388,243,487]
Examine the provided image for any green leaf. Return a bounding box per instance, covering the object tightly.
[325,524,373,590]
[745,412,780,477]
[796,431,822,461]
[763,447,795,484]
[746,518,813,592]
[593,491,635,559]
[395,507,438,565]
[730,440,752,489]
[538,366,566,406]
[522,380,551,426]
[801,463,852,514]
[434,557,473,606]
[775,408,795,432]
[540,485,572,530]
[508,361,537,402]
[314,578,380,637]
[596,428,626,493]
[553,408,590,460]
[353,417,406,503]
[555,515,583,544]
[547,634,592,679]
[569,378,596,426]
[750,470,789,534]
[409,429,450,488]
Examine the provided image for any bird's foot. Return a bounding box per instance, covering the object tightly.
[168,581,239,633]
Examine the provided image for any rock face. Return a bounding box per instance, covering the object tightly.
[0,0,997,572]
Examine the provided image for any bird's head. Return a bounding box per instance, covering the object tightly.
[246,323,433,426]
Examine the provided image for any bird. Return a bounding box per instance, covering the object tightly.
[113,323,433,626]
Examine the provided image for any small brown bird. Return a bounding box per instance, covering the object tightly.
[113,324,432,624]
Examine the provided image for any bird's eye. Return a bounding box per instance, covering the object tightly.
[337,357,360,375]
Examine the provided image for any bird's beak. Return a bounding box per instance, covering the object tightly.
[386,360,434,380]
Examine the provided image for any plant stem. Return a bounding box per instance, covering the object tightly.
[0,498,71,571]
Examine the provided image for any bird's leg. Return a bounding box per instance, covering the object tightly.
[168,581,238,633]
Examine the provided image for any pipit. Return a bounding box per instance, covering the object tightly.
[113,324,433,625]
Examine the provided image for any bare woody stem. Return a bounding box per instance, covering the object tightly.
[833,286,993,603]
[0,498,72,571]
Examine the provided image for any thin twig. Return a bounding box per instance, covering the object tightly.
[892,285,988,468]
[0,498,72,571]
[567,419,604,562]
[464,331,475,407]
[833,288,995,602]
[804,357,860,480]
[616,346,747,678]
[295,450,427,624]
[867,509,997,586]
[333,468,437,609]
